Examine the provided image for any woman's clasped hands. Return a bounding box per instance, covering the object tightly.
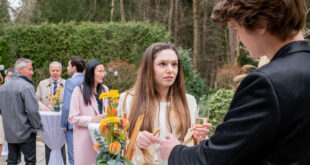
[136,131,159,149]
[136,122,211,150]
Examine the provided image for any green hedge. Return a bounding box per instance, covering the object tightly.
[199,88,235,135]
[179,48,207,100]
[0,22,208,97]
[0,36,10,70]
[0,22,170,86]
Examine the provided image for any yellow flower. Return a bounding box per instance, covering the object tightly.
[99,93,109,100]
[56,88,63,92]
[100,117,121,125]
[109,90,118,93]
[110,94,120,99]
[98,90,120,99]
[109,141,121,155]
[52,94,60,98]
[113,130,124,140]
[112,99,119,104]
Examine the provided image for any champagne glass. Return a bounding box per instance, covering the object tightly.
[195,106,211,140]
[195,106,209,124]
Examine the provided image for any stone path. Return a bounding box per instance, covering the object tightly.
[0,141,69,165]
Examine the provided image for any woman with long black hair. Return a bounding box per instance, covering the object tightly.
[69,59,109,165]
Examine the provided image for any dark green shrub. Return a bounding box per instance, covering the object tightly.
[102,59,137,93]
[0,37,10,70]
[238,44,258,67]
[199,88,235,135]
[0,22,170,87]
[179,48,207,101]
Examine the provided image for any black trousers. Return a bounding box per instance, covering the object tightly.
[45,144,66,165]
[8,133,36,165]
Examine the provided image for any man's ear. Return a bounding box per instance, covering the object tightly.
[18,67,23,74]
[73,66,77,72]
[257,23,267,35]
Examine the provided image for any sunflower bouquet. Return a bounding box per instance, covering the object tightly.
[94,90,133,165]
[48,88,63,111]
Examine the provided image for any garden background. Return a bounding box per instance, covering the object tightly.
[1,0,310,133]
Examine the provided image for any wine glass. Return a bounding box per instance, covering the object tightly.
[195,106,209,125]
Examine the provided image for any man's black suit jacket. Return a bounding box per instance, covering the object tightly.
[169,41,310,165]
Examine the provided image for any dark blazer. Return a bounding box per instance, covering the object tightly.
[169,41,310,165]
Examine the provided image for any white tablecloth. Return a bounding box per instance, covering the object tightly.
[88,123,100,144]
[39,111,65,165]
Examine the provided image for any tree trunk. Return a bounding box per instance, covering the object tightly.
[228,24,239,63]
[155,0,161,20]
[174,0,179,43]
[168,0,174,33]
[0,0,10,21]
[202,0,208,63]
[120,0,125,22]
[92,0,96,19]
[193,0,199,70]
[202,0,208,78]
[143,0,150,21]
[94,0,96,12]
[224,27,230,63]
[110,0,115,22]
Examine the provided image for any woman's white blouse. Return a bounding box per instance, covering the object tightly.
[117,93,198,164]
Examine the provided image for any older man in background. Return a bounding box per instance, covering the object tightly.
[0,58,43,165]
[36,61,66,164]
[36,62,66,111]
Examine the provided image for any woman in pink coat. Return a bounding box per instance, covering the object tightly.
[69,59,109,165]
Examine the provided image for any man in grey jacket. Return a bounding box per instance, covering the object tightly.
[0,58,43,165]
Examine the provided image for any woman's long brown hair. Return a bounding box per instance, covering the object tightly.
[127,42,191,141]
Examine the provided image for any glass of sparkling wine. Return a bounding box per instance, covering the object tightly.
[195,107,209,124]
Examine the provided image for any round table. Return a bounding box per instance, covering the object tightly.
[39,111,65,165]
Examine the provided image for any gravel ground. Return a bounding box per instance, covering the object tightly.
[0,141,69,165]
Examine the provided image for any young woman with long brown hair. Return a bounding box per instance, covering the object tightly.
[118,42,210,164]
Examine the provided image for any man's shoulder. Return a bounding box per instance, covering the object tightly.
[0,81,10,89]
[70,75,84,84]
[65,78,74,87]
[73,74,84,79]
[38,78,50,86]
[0,79,33,96]
[13,77,33,88]
[255,50,310,83]
[15,80,34,92]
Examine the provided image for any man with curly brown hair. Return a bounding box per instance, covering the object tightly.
[158,0,310,164]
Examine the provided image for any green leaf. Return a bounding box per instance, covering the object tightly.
[121,157,134,165]
[96,162,108,165]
